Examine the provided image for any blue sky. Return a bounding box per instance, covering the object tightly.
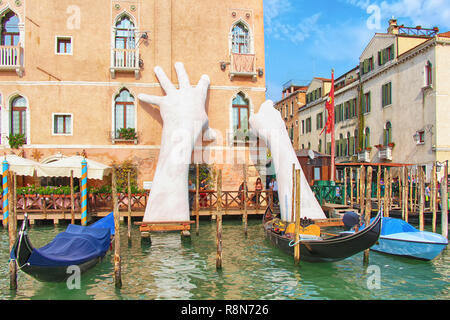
[263,0,450,102]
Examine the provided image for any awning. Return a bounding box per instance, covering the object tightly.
[1,154,42,177]
[37,156,112,180]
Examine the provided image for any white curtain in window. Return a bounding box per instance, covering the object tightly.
[115,105,124,133]
[126,105,134,129]
[240,108,248,131]
[232,107,239,131]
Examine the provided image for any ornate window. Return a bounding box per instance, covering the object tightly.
[115,16,135,50]
[364,127,370,149]
[231,22,250,54]
[1,11,19,46]
[111,14,139,78]
[10,95,26,138]
[425,61,433,87]
[114,89,135,139]
[232,92,249,142]
[384,121,392,146]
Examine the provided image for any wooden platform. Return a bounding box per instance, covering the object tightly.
[137,221,195,233]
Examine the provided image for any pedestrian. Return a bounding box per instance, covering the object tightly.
[199,178,208,208]
[188,179,196,210]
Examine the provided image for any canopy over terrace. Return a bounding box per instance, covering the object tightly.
[37,156,112,180]
[2,154,43,177]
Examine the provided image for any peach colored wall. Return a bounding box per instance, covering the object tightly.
[0,0,266,189]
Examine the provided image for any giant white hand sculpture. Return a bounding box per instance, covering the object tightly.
[139,62,211,222]
[249,100,326,221]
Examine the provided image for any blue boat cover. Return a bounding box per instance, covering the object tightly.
[380,217,418,235]
[361,217,418,235]
[88,212,115,235]
[27,215,114,267]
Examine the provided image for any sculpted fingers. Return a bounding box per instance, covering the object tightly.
[175,62,191,90]
[154,66,176,95]
[138,93,164,106]
[196,74,210,101]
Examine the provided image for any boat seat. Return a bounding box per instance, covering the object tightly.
[285,223,321,237]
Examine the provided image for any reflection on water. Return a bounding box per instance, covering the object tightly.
[0,219,448,300]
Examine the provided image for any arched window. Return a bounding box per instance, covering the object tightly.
[10,96,26,138]
[364,127,370,149]
[1,11,19,46]
[346,132,351,156]
[232,92,249,141]
[384,121,392,146]
[115,16,135,49]
[114,89,135,138]
[339,133,344,156]
[231,22,250,54]
[425,61,433,86]
[318,139,322,153]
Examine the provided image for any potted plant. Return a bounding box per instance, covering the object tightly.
[388,142,395,148]
[375,144,383,149]
[365,147,372,152]
[8,133,26,149]
[117,128,137,140]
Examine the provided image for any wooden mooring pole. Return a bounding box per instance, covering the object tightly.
[404,167,409,223]
[383,168,390,217]
[350,167,354,207]
[344,167,348,205]
[419,167,425,231]
[291,163,295,222]
[441,161,448,239]
[377,165,381,209]
[359,166,365,218]
[216,169,223,270]
[363,167,372,265]
[294,169,301,265]
[70,170,75,225]
[112,167,122,288]
[127,171,132,241]
[195,164,200,236]
[243,164,248,236]
[431,163,437,233]
[9,172,17,290]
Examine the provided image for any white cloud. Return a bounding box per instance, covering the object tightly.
[378,0,450,30]
[343,0,450,30]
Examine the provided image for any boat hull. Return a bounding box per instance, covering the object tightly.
[20,255,106,282]
[12,213,114,283]
[371,231,448,261]
[264,211,382,263]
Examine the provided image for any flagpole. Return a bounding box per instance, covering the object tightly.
[330,69,335,182]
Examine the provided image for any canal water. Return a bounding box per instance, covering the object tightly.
[0,218,448,300]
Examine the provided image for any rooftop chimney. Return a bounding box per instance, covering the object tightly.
[388,18,399,34]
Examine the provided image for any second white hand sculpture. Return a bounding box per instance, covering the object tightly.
[138,62,212,222]
[249,100,326,221]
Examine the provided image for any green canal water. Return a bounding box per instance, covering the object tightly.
[0,218,448,300]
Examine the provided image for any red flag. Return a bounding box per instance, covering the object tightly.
[320,70,335,135]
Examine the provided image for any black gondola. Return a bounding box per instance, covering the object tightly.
[263,208,382,263]
[10,212,115,282]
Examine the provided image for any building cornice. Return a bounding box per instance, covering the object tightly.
[0,80,267,92]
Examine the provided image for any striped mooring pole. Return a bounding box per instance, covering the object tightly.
[2,159,8,227]
[81,158,88,226]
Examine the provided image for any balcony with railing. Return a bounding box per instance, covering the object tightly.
[378,146,393,161]
[0,44,23,76]
[110,47,140,79]
[357,149,370,162]
[230,52,257,81]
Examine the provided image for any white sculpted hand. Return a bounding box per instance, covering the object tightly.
[249,100,326,222]
[139,62,211,138]
[138,62,212,223]
[249,100,287,144]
